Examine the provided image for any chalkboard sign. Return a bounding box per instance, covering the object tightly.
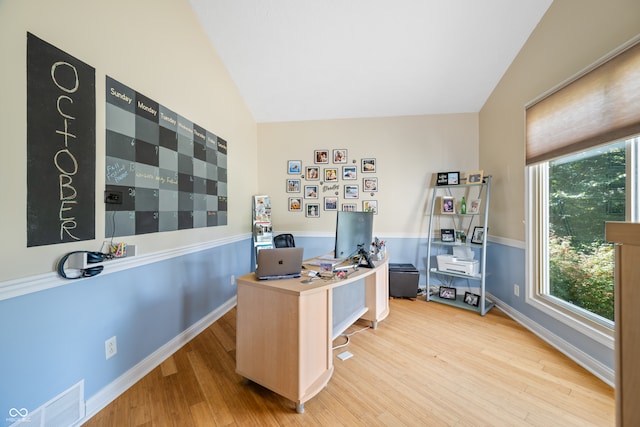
[105,76,228,237]
[26,33,96,247]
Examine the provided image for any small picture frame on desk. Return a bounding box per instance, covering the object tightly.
[464,292,480,307]
[441,228,455,242]
[439,286,457,300]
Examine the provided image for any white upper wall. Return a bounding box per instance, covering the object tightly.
[480,0,640,241]
[0,0,257,281]
[258,114,479,237]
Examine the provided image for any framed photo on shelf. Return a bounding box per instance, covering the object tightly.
[342,203,357,212]
[465,170,484,184]
[441,196,455,214]
[288,197,302,212]
[363,177,378,192]
[342,165,357,180]
[468,198,481,214]
[306,203,320,218]
[287,160,301,175]
[324,196,338,211]
[363,200,378,214]
[304,185,318,199]
[448,172,460,185]
[286,179,301,193]
[471,226,485,244]
[344,184,359,199]
[439,286,457,300]
[440,228,455,242]
[464,292,480,307]
[436,171,460,186]
[362,158,376,173]
[333,149,347,164]
[314,150,329,164]
[306,166,320,180]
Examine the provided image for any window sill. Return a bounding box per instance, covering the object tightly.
[525,292,614,349]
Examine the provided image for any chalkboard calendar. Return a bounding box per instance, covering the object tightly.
[105,76,227,237]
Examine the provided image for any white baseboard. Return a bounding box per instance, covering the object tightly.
[78,296,237,426]
[489,293,614,387]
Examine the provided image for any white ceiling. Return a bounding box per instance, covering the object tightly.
[189,0,553,123]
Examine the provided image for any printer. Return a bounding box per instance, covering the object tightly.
[436,246,479,276]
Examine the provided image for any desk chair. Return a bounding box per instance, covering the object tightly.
[274,233,296,248]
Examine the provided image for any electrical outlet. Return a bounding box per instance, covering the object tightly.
[105,336,117,360]
[231,274,236,286]
[514,284,520,297]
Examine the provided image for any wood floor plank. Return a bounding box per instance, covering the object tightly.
[83,297,614,426]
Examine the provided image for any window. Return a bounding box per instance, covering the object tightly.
[526,37,640,340]
[529,139,639,330]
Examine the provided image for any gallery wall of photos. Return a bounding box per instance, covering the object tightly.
[286,149,379,217]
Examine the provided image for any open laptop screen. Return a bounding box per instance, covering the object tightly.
[255,247,304,280]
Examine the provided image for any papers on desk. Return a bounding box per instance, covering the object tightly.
[305,254,345,267]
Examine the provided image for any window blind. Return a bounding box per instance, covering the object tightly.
[526,38,640,165]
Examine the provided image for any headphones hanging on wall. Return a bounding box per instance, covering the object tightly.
[57,251,107,279]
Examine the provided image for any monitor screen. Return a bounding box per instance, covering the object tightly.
[334,211,374,258]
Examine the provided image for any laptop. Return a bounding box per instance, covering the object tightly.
[255,247,304,280]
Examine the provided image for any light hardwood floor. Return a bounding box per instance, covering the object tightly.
[83,298,614,426]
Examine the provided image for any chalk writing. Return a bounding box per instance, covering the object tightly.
[52,61,81,240]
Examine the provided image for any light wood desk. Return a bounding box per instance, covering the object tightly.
[236,254,389,413]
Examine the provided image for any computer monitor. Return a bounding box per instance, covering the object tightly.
[334,211,374,259]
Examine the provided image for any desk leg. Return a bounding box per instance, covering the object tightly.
[371,320,378,329]
[296,402,305,414]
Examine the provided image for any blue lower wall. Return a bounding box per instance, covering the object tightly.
[0,235,613,425]
[0,238,250,426]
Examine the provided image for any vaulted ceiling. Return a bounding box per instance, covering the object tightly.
[190,0,553,122]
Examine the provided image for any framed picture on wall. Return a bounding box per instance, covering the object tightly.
[288,197,302,212]
[333,149,347,163]
[363,200,378,214]
[342,203,357,212]
[344,185,359,199]
[324,168,338,182]
[363,177,378,192]
[306,203,320,217]
[314,150,329,164]
[324,196,338,210]
[287,160,302,174]
[306,166,319,180]
[286,179,301,193]
[304,185,318,199]
[343,165,357,180]
[362,158,376,173]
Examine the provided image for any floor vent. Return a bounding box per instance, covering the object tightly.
[11,380,84,427]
